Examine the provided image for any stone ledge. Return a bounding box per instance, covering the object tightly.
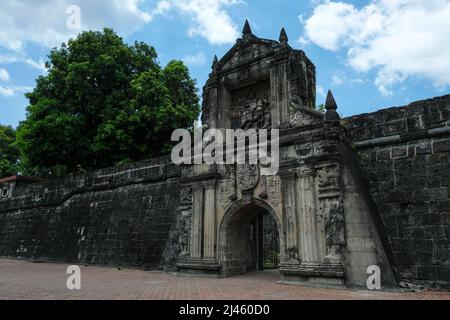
[279,261,346,279]
[176,258,222,274]
[279,262,346,288]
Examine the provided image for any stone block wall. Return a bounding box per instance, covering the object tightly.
[0,156,181,270]
[344,94,450,286]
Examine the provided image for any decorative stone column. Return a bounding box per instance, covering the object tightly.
[279,172,299,262]
[203,180,216,259]
[279,164,345,285]
[272,56,290,128]
[179,186,193,257]
[190,183,204,258]
[316,162,346,279]
[177,167,221,274]
[295,170,320,264]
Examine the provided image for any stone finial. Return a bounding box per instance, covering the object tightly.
[242,19,252,35]
[212,55,218,70]
[325,90,340,121]
[279,28,288,44]
[325,90,337,110]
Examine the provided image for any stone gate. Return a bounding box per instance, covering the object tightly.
[175,21,396,287]
[1,21,449,289]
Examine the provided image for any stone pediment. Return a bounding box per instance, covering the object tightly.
[202,20,318,130]
[218,37,277,72]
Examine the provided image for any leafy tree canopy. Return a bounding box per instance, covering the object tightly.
[16,28,200,177]
[0,125,19,178]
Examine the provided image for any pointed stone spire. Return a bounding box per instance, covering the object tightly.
[325,90,337,110]
[242,19,252,35]
[325,90,340,121]
[279,28,288,44]
[212,55,218,69]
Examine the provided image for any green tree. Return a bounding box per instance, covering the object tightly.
[0,125,19,178]
[316,104,326,113]
[16,28,200,176]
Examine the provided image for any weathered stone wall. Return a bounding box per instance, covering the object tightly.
[344,94,450,286]
[0,156,181,270]
[1,93,449,287]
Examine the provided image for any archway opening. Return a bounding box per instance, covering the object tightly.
[221,203,280,277]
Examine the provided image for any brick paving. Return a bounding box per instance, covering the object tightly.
[0,259,449,300]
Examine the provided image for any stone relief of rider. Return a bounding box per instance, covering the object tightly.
[240,98,272,130]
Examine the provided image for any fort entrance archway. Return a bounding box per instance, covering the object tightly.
[175,21,396,288]
[219,201,281,277]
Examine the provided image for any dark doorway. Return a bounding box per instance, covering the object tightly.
[221,204,280,277]
[260,212,280,270]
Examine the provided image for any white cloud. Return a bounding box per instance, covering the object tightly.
[0,85,32,97]
[331,72,367,86]
[316,84,326,98]
[152,1,172,15]
[182,52,207,66]
[0,0,151,51]
[24,59,47,73]
[374,67,407,96]
[0,87,14,97]
[154,0,241,45]
[0,54,47,73]
[0,69,10,82]
[301,0,450,95]
[331,74,344,85]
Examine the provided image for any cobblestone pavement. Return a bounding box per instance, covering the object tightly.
[0,259,449,300]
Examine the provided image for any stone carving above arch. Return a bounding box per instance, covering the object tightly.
[217,164,234,179]
[236,164,259,192]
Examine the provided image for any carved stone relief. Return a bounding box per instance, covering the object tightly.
[237,164,259,192]
[179,208,192,257]
[267,176,282,208]
[217,179,234,209]
[289,95,322,128]
[323,200,346,263]
[180,186,192,204]
[217,165,234,179]
[231,81,271,130]
[315,162,345,264]
[290,110,318,128]
[295,143,313,159]
[317,164,340,192]
[296,140,332,161]
[222,42,272,71]
[217,165,237,201]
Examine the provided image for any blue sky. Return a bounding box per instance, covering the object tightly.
[0,0,449,127]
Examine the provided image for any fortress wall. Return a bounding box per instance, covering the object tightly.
[0,156,181,270]
[344,94,450,285]
[1,94,450,287]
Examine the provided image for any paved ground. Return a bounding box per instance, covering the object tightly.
[0,259,449,300]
